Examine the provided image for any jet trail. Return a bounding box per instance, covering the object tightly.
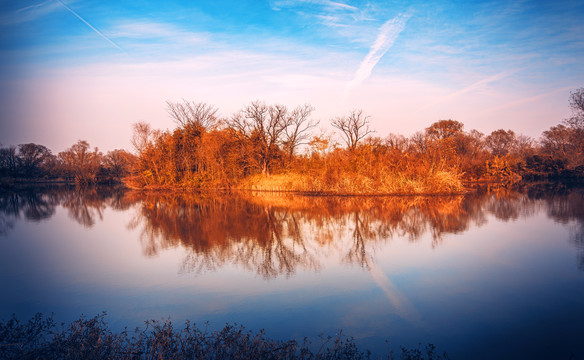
[58,0,124,52]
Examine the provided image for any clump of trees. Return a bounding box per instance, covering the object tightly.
[1,88,583,192]
[0,140,135,185]
[128,100,318,188]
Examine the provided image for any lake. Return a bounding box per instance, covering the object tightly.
[1,184,583,359]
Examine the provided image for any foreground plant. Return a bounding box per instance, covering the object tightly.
[0,313,448,360]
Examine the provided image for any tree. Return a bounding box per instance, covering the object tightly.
[425,119,464,140]
[424,120,465,166]
[541,124,576,160]
[166,100,219,130]
[485,129,517,156]
[104,149,134,180]
[282,104,317,158]
[131,122,157,156]
[59,140,103,183]
[409,131,429,154]
[566,87,584,129]
[538,89,584,169]
[0,146,18,176]
[229,101,290,175]
[309,135,330,156]
[331,109,373,151]
[17,143,52,178]
[384,133,408,152]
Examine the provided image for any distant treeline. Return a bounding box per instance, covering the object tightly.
[0,140,135,185]
[1,88,583,193]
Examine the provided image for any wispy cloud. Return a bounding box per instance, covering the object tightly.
[58,0,124,52]
[318,0,358,11]
[345,13,411,96]
[271,0,365,33]
[271,0,356,11]
[0,0,62,25]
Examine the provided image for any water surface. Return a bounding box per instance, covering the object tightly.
[1,185,583,359]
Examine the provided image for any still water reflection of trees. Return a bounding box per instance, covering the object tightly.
[0,186,127,233]
[1,184,583,274]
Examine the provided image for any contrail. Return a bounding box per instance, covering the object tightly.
[16,0,54,14]
[58,0,124,52]
[345,13,411,98]
[414,69,518,114]
[478,85,576,116]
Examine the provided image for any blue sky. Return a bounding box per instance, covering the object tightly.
[1,0,583,152]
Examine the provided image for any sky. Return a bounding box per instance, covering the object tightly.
[0,0,583,153]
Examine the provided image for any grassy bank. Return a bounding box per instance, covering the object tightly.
[0,313,448,360]
[237,170,465,195]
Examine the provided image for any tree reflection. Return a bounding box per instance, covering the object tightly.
[0,188,58,235]
[126,189,569,277]
[125,192,321,278]
[1,184,584,275]
[541,187,584,269]
[0,186,129,233]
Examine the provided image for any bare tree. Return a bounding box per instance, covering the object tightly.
[229,101,290,175]
[567,87,584,129]
[331,109,373,151]
[0,145,18,175]
[283,104,317,158]
[384,133,408,152]
[409,131,429,154]
[131,122,157,155]
[166,100,218,130]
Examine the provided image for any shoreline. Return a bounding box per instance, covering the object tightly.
[2,176,582,196]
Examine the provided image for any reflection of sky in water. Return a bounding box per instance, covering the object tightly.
[1,188,583,359]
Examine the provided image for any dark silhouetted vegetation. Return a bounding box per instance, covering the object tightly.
[0,140,135,186]
[1,88,583,193]
[0,313,449,360]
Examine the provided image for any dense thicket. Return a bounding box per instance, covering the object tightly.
[1,89,583,192]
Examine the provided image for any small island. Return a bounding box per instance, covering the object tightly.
[1,89,583,194]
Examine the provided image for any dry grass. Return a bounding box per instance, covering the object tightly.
[237,169,465,195]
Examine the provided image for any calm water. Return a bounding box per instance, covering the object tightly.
[1,185,583,359]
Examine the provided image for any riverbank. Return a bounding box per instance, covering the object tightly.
[121,169,468,196]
